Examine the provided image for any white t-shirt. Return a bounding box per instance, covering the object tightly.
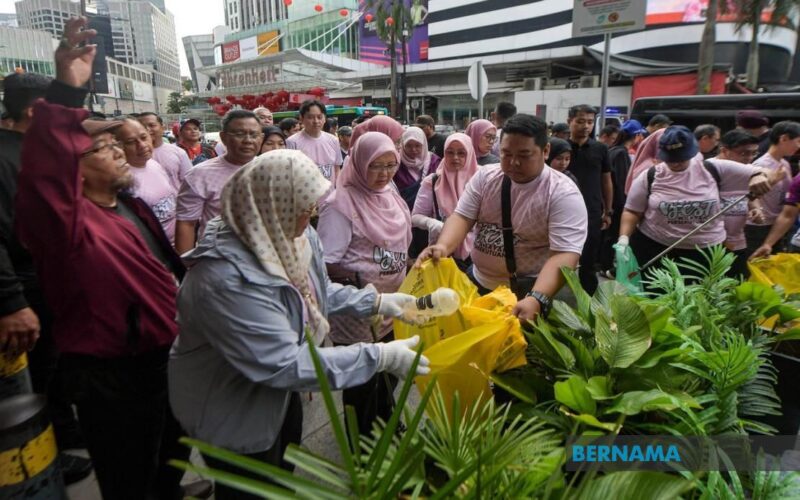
[455,165,588,290]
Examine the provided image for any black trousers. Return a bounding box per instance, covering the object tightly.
[338,333,398,437]
[629,231,710,291]
[202,392,303,500]
[579,221,602,295]
[60,348,188,500]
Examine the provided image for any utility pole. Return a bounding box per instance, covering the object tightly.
[402,26,408,124]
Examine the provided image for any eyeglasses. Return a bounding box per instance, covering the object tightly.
[227,132,263,141]
[81,141,122,157]
[482,134,498,144]
[368,162,399,172]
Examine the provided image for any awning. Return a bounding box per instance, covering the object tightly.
[585,47,731,77]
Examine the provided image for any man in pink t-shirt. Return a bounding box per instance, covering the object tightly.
[285,100,342,187]
[115,119,177,242]
[751,173,800,258]
[745,121,800,255]
[175,110,262,254]
[137,112,193,191]
[417,114,588,323]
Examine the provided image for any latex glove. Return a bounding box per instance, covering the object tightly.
[613,235,630,263]
[378,293,417,322]
[377,335,431,377]
[426,218,444,241]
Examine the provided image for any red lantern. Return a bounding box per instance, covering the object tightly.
[314,4,322,12]
[340,9,348,17]
[277,90,290,100]
[283,0,291,6]
[308,87,325,97]
[207,96,221,105]
[225,95,236,103]
[365,13,373,22]
[386,16,394,26]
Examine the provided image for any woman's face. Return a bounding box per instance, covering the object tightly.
[549,152,571,172]
[403,139,424,159]
[666,159,691,172]
[478,127,497,155]
[290,123,302,136]
[444,141,468,170]
[294,204,316,238]
[366,151,399,190]
[260,133,286,154]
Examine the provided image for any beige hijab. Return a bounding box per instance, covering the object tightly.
[221,150,331,344]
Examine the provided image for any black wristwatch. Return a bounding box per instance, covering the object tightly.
[526,290,552,318]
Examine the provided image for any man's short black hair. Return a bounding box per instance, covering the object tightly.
[2,72,52,121]
[137,111,163,125]
[299,99,326,117]
[769,120,800,145]
[600,125,619,137]
[568,104,597,119]
[279,117,298,133]
[415,115,435,128]
[502,114,549,149]
[720,129,760,149]
[494,101,517,122]
[222,109,258,132]
[694,124,720,140]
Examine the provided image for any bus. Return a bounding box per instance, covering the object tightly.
[272,105,389,126]
[630,93,800,132]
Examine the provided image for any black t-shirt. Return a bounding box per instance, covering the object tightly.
[567,138,611,218]
[427,133,446,158]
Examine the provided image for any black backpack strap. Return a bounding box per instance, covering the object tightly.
[430,174,441,221]
[646,166,656,197]
[501,175,517,289]
[702,160,722,186]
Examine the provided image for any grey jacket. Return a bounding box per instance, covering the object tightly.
[168,220,381,453]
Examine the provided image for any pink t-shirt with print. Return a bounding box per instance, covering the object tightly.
[318,205,409,344]
[286,131,343,186]
[625,157,757,249]
[129,159,178,243]
[455,165,588,290]
[176,155,244,240]
[750,153,793,226]
[412,174,475,261]
[152,143,193,191]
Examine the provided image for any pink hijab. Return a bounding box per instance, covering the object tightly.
[625,128,665,194]
[465,119,496,158]
[329,132,411,249]
[349,115,404,151]
[434,133,480,216]
[400,126,432,175]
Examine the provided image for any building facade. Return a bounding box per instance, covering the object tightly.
[0,24,56,76]
[183,34,216,93]
[99,56,156,115]
[0,13,18,27]
[15,0,80,37]
[225,0,288,34]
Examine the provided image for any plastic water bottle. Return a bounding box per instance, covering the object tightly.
[405,287,461,319]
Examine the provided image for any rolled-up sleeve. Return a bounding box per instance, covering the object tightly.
[186,273,380,392]
[548,188,588,254]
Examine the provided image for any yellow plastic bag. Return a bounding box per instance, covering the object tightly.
[394,258,479,349]
[394,259,527,412]
[748,253,800,294]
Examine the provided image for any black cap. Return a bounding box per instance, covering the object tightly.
[648,114,672,127]
[658,125,699,163]
[180,118,202,130]
[736,110,769,128]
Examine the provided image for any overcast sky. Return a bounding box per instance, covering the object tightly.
[0,0,225,77]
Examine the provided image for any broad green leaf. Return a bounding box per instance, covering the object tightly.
[568,413,620,432]
[604,389,701,416]
[595,296,652,368]
[531,319,576,370]
[490,371,538,404]
[634,347,689,369]
[772,326,800,342]
[551,300,592,334]
[576,471,695,500]
[562,266,592,323]
[591,280,629,315]
[559,329,596,374]
[735,281,782,311]
[586,376,614,400]
[762,304,800,324]
[638,302,671,335]
[554,375,596,415]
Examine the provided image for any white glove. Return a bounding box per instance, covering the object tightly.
[377,335,431,377]
[616,235,629,248]
[378,292,417,319]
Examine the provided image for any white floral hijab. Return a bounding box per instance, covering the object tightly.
[221,149,332,344]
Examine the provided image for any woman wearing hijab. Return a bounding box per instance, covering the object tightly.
[259,125,286,154]
[625,128,665,194]
[465,119,500,165]
[349,115,404,151]
[411,133,480,270]
[317,132,413,436]
[396,126,442,209]
[169,150,427,499]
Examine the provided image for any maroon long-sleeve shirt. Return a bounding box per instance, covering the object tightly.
[15,82,181,358]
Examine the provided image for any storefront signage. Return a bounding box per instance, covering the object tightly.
[216,64,282,89]
[572,0,647,36]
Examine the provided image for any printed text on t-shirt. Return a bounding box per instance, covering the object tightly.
[658,199,717,224]
[474,222,519,257]
[373,246,406,276]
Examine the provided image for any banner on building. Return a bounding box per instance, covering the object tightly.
[257,31,280,56]
[360,0,429,66]
[240,36,257,60]
[223,41,241,63]
[118,78,133,100]
[645,0,785,26]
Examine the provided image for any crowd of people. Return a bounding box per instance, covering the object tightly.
[2,18,800,499]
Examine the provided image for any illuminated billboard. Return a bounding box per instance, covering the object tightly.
[646,0,779,25]
[360,0,429,66]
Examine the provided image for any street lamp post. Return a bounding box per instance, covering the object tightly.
[402,27,408,124]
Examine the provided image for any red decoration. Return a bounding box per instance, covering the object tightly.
[206,96,221,105]
[283,0,291,6]
[314,4,323,12]
[364,13,373,22]
[225,95,236,103]
[340,9,348,17]
[385,16,394,26]
[307,87,325,97]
